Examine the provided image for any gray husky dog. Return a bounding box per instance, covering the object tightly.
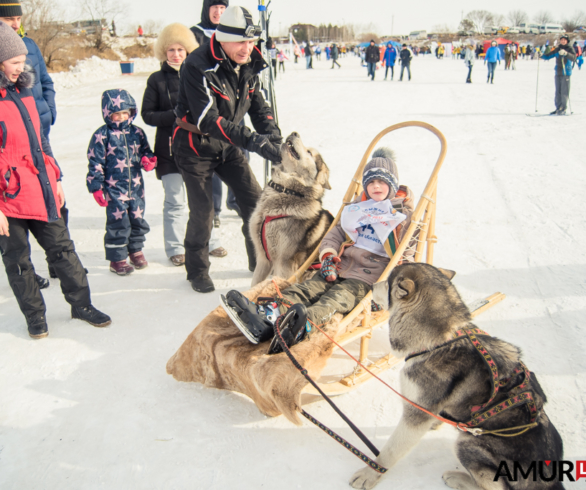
[250,132,333,286]
[350,263,564,490]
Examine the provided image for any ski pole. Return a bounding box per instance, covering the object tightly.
[534,54,540,113]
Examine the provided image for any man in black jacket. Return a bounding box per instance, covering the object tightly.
[191,0,228,46]
[399,44,413,81]
[365,40,379,80]
[174,6,282,293]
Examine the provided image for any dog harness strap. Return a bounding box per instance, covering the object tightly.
[465,329,501,413]
[268,180,305,198]
[261,215,289,261]
[300,410,387,474]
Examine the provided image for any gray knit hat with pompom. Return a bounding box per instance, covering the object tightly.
[362,147,399,200]
[0,21,28,64]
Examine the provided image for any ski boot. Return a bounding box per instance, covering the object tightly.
[220,290,280,344]
[268,304,309,355]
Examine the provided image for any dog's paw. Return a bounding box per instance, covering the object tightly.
[349,467,382,489]
[442,470,478,490]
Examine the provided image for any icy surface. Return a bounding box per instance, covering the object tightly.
[1,54,585,489]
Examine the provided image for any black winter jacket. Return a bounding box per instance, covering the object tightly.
[400,48,413,65]
[173,33,280,160]
[191,0,229,46]
[141,62,180,179]
[365,45,380,64]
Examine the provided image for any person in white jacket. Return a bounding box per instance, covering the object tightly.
[464,44,475,83]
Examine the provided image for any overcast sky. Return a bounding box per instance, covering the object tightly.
[70,0,584,36]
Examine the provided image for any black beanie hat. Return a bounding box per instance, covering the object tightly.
[0,0,23,17]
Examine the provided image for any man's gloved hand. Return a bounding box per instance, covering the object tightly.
[93,190,107,207]
[559,49,567,56]
[141,156,157,171]
[265,133,283,146]
[246,133,282,163]
[320,253,341,282]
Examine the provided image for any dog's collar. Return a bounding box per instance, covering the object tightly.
[404,327,490,362]
[268,180,305,198]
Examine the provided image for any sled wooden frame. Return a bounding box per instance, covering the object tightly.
[284,121,506,396]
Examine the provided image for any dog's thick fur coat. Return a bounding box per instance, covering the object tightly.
[250,132,333,286]
[166,278,344,424]
[350,263,564,490]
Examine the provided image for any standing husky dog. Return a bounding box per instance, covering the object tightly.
[350,263,564,490]
[250,132,333,286]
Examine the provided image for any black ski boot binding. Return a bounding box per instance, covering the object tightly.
[268,304,309,355]
[221,290,279,344]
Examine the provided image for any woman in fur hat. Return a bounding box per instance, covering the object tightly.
[141,23,227,267]
[0,22,111,338]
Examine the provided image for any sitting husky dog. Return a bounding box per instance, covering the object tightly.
[350,263,564,490]
[250,132,333,286]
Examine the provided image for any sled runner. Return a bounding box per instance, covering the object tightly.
[166,121,505,424]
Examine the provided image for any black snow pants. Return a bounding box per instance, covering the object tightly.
[0,217,91,323]
[176,145,262,281]
[554,75,571,113]
[282,274,371,325]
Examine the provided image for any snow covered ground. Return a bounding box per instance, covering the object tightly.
[1,53,585,489]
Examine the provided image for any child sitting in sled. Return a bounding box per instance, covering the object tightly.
[223,148,416,354]
[86,89,157,275]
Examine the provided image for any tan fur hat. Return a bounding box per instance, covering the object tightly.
[154,23,199,62]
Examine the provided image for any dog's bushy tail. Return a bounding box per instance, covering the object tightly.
[372,147,396,161]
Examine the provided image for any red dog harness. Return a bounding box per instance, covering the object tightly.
[261,215,289,261]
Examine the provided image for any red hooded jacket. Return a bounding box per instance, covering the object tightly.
[0,66,61,222]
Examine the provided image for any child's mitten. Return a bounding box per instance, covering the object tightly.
[320,253,341,282]
[141,156,157,172]
[93,190,107,207]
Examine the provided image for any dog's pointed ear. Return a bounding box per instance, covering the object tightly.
[394,278,415,299]
[437,268,456,281]
[314,154,332,190]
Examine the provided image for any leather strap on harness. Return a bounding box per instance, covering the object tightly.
[261,215,289,261]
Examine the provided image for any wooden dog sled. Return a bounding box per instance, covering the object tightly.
[166,121,505,423]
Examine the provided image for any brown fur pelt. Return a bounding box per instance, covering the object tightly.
[166,278,344,425]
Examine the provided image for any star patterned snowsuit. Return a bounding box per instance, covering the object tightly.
[86,89,154,262]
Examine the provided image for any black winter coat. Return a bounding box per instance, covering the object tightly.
[400,48,413,65]
[365,45,380,63]
[141,62,180,179]
[173,34,280,160]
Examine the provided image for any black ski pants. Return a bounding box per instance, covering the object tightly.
[282,274,370,325]
[176,145,262,281]
[554,75,571,113]
[400,64,411,81]
[0,217,91,323]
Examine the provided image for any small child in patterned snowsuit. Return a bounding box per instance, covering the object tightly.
[86,89,157,275]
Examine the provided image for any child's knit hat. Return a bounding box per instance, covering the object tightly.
[0,0,23,17]
[362,147,399,200]
[0,21,27,64]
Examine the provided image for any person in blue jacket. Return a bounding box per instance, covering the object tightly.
[484,40,501,84]
[540,35,576,115]
[383,42,397,80]
[0,2,56,141]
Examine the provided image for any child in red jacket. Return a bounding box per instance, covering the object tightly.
[0,22,110,339]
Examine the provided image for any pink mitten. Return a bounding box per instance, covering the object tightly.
[93,190,107,207]
[141,156,157,172]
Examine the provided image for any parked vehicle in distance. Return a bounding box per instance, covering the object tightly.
[408,30,427,40]
[573,26,586,33]
[519,22,540,34]
[483,25,498,34]
[70,19,108,36]
[539,23,565,34]
[507,27,520,34]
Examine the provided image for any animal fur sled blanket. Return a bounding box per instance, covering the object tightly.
[166,278,345,425]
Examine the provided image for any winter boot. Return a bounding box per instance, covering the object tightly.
[35,274,50,290]
[221,290,279,344]
[48,265,58,279]
[268,304,309,355]
[27,315,49,339]
[191,274,215,293]
[129,251,148,270]
[72,305,112,327]
[110,260,134,276]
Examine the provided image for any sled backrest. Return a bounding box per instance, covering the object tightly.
[288,121,447,321]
